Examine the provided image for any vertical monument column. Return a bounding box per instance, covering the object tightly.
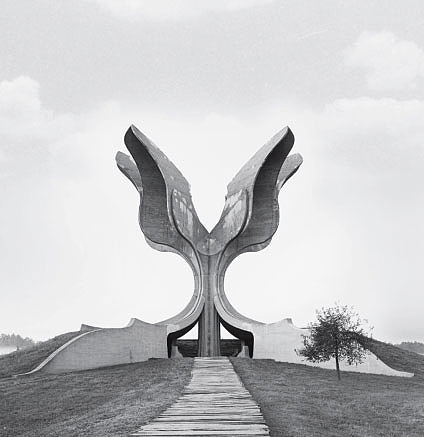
[197,254,221,356]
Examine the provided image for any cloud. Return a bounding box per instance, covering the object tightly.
[344,31,424,92]
[249,96,424,176]
[87,0,273,21]
[0,76,41,118]
[318,97,424,170]
[0,76,75,142]
[0,76,77,187]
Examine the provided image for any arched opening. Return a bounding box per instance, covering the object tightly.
[219,316,254,358]
[219,324,243,357]
[173,322,199,357]
[166,318,198,358]
[167,317,254,357]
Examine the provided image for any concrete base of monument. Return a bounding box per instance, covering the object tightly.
[19,317,413,378]
[21,319,169,375]
[250,319,414,377]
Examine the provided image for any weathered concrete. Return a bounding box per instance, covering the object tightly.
[25,320,166,374]
[22,305,204,374]
[117,125,302,358]
[29,125,412,376]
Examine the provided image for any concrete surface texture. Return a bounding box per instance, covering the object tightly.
[30,125,411,377]
[118,125,303,358]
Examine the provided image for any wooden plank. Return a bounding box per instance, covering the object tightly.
[130,357,270,436]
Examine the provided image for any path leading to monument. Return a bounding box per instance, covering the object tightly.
[130,357,270,436]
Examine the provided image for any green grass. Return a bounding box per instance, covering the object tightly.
[0,331,82,378]
[0,358,193,437]
[231,357,424,437]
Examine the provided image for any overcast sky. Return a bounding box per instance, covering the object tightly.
[1,0,423,343]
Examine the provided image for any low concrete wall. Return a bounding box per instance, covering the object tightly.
[252,319,413,377]
[31,319,168,374]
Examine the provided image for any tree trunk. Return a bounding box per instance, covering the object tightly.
[335,349,341,380]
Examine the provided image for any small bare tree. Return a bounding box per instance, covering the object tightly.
[300,304,370,380]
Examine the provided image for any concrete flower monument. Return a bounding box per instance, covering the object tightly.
[28,125,411,377]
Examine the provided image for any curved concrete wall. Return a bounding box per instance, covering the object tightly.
[250,319,413,377]
[33,320,168,374]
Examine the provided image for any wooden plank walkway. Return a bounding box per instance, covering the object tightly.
[130,357,270,436]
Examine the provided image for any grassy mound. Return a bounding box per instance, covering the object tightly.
[0,331,81,378]
[0,358,193,437]
[360,336,424,377]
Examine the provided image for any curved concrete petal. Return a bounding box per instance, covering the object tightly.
[115,151,143,193]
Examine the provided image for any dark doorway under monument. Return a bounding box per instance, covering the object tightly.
[166,316,254,358]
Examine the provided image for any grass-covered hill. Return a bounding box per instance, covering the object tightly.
[0,331,81,378]
[396,341,424,354]
[1,358,192,437]
[360,336,424,377]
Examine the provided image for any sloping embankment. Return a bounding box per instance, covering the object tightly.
[360,336,424,377]
[0,331,81,378]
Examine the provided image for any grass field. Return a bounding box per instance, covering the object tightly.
[231,356,424,437]
[2,336,423,436]
[0,331,81,378]
[0,358,193,437]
